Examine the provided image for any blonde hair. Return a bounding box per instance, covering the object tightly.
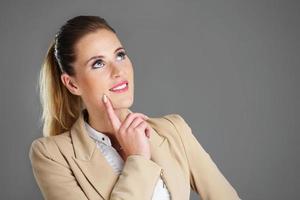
[38,16,116,136]
[39,40,84,136]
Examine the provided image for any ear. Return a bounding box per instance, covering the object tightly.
[60,73,82,96]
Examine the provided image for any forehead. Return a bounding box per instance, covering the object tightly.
[74,29,122,59]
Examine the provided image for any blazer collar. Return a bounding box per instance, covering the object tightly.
[70,108,186,200]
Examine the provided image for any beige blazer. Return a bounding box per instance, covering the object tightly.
[29,109,241,200]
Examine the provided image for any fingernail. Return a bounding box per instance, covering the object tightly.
[102,94,107,103]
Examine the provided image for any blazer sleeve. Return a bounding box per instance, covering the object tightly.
[29,139,88,200]
[109,155,163,199]
[164,114,242,200]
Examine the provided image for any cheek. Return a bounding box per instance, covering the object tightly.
[80,73,109,95]
[83,81,109,106]
[126,60,134,77]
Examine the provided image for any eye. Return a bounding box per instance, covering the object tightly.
[116,51,126,61]
[92,59,105,68]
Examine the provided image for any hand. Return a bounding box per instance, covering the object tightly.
[102,94,151,160]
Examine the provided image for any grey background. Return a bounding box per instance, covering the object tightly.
[1,0,299,199]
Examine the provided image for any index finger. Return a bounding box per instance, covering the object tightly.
[102,94,121,131]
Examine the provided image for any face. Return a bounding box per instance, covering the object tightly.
[61,29,134,112]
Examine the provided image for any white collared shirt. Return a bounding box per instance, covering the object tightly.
[84,121,171,200]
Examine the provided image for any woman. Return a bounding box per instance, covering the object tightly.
[29,15,241,200]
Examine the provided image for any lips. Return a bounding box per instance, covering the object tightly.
[109,80,128,91]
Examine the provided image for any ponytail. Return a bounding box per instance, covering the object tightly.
[38,40,83,136]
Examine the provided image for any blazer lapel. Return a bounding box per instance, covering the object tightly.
[71,109,118,199]
[70,108,186,200]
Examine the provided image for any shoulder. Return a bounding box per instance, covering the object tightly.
[163,114,193,137]
[147,113,192,148]
[29,131,73,166]
[162,113,187,128]
[29,131,71,152]
[152,113,202,154]
[148,113,186,128]
[161,113,201,146]
[148,113,190,136]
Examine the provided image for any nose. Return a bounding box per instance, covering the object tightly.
[111,62,123,78]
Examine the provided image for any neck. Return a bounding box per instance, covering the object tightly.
[85,107,131,138]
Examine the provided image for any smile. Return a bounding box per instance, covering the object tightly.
[109,81,129,93]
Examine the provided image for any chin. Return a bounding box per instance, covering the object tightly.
[110,94,134,109]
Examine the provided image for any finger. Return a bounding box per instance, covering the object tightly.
[133,120,151,138]
[129,116,145,128]
[135,121,148,131]
[144,122,151,138]
[102,94,121,131]
[120,113,149,130]
[145,126,150,138]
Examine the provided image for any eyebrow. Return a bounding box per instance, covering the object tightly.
[85,47,125,65]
